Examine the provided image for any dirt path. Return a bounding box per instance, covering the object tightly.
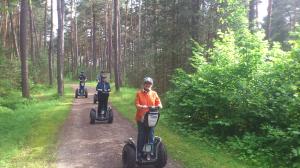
[56,85,182,168]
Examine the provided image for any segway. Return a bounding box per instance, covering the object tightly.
[75,80,88,98]
[93,93,98,104]
[90,90,113,124]
[122,106,167,168]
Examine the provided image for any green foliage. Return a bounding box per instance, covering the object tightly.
[166,25,300,166]
[110,86,252,168]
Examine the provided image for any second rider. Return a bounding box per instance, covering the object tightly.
[96,74,111,114]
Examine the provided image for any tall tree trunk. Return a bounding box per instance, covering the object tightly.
[92,4,97,76]
[20,0,30,98]
[291,0,297,31]
[136,0,142,86]
[113,0,120,91]
[8,1,20,58]
[48,0,53,86]
[57,0,65,96]
[255,0,259,28]
[191,0,200,40]
[104,0,108,71]
[28,0,35,64]
[123,0,128,83]
[99,33,102,69]
[2,0,8,48]
[130,0,134,71]
[117,0,122,86]
[32,13,40,60]
[74,2,79,77]
[107,0,113,73]
[266,0,273,41]
[249,0,256,33]
[138,0,142,49]
[70,0,74,77]
[43,0,48,48]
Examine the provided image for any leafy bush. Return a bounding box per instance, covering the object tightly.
[166,27,300,166]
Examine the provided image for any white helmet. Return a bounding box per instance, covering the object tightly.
[144,77,153,84]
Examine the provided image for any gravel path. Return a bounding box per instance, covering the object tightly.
[56,85,182,168]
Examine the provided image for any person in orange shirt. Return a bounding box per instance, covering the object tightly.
[135,77,162,160]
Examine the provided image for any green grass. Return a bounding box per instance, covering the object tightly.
[0,84,73,168]
[110,87,254,168]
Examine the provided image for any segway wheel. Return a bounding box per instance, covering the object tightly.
[108,108,114,124]
[85,88,88,98]
[93,94,97,104]
[75,89,79,98]
[90,108,96,124]
[155,142,168,168]
[122,144,136,168]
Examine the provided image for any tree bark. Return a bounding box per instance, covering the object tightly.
[32,13,40,60]
[74,1,79,77]
[2,0,8,48]
[43,0,48,48]
[70,0,75,77]
[123,0,128,83]
[266,0,273,41]
[92,4,97,76]
[8,1,20,58]
[113,0,120,91]
[20,0,30,98]
[28,0,35,64]
[48,0,53,86]
[57,0,65,96]
[106,0,113,73]
[291,0,297,31]
[249,0,256,33]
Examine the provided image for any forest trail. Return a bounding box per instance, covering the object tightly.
[56,84,182,168]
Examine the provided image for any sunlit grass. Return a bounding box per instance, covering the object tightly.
[0,84,73,167]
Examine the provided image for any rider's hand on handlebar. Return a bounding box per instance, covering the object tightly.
[141,105,148,109]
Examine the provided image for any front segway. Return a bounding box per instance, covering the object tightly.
[93,93,98,104]
[90,106,113,124]
[122,106,167,168]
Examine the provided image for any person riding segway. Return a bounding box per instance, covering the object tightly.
[89,74,113,124]
[122,77,167,168]
[75,71,88,98]
[97,75,111,114]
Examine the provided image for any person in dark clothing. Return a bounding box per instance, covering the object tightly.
[96,75,111,114]
[79,72,87,93]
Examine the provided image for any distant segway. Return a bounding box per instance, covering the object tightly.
[122,106,167,168]
[90,90,113,124]
[75,80,88,98]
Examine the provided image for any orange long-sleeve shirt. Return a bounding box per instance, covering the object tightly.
[135,89,162,122]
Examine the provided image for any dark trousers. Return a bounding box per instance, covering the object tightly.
[79,82,85,93]
[98,92,109,112]
[137,121,154,155]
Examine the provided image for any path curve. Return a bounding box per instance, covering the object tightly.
[56,85,182,168]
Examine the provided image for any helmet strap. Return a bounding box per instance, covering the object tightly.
[143,88,150,92]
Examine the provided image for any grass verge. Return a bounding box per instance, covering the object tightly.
[0,84,73,168]
[110,87,254,168]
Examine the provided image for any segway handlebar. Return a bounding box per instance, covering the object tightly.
[148,106,160,112]
[97,89,111,93]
